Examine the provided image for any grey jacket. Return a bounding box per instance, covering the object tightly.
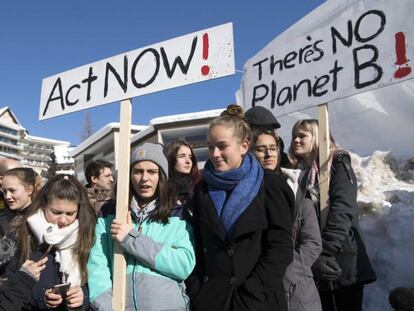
[282,169,322,311]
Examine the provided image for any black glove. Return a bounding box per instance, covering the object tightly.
[312,254,342,281]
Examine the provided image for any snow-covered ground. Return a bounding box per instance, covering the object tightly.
[351,151,414,310]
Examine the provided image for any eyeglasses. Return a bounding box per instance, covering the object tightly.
[254,145,279,158]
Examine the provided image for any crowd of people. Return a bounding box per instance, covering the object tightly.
[0,104,386,311]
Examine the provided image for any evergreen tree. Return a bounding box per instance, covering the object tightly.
[80,112,94,142]
[47,151,57,179]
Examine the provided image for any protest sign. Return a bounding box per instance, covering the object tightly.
[39,22,235,310]
[240,0,413,116]
[39,23,234,120]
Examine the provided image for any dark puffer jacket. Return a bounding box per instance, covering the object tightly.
[0,270,36,311]
[315,151,376,291]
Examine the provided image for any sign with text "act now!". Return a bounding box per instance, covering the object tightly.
[39,23,234,120]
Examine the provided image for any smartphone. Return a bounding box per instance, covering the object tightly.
[40,244,53,260]
[51,282,71,295]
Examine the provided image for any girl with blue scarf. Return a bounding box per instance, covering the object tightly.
[187,105,295,311]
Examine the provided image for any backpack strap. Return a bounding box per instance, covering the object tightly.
[335,151,354,184]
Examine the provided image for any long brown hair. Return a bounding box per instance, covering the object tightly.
[4,167,41,201]
[129,165,175,225]
[163,140,201,183]
[12,174,96,285]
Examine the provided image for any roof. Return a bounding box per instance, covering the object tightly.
[131,108,223,144]
[69,122,145,157]
[150,109,222,125]
[0,106,26,130]
[23,133,70,145]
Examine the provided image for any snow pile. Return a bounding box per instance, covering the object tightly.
[350,151,414,310]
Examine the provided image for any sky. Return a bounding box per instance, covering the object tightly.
[0,0,324,146]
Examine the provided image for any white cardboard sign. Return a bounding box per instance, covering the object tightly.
[40,23,235,120]
[240,0,414,116]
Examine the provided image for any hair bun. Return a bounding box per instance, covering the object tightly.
[221,104,244,119]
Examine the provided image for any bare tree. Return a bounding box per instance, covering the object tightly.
[80,112,94,142]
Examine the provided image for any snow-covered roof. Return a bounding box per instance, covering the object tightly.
[150,109,223,125]
[24,133,70,146]
[54,145,75,163]
[70,122,145,157]
[0,106,25,129]
[131,109,223,144]
[131,125,154,144]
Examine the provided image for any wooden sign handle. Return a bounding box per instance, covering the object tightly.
[112,99,132,311]
[318,103,330,230]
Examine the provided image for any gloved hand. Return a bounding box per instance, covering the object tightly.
[312,254,342,281]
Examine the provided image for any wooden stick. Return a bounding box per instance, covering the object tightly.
[112,99,132,311]
[318,104,330,230]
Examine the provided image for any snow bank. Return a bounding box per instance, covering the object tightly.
[351,151,414,310]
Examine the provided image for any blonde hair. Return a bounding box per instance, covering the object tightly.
[288,119,339,168]
[209,104,250,143]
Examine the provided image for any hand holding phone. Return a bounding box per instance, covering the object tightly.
[51,282,71,296]
[65,286,85,309]
[22,257,48,280]
[40,244,53,260]
[44,283,68,308]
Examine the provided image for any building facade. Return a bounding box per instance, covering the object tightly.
[0,107,24,161]
[0,107,74,177]
[69,109,223,179]
[69,123,145,184]
[20,133,73,177]
[131,109,222,166]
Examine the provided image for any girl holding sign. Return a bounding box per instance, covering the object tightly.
[7,174,95,310]
[187,105,294,311]
[288,119,376,311]
[87,143,195,311]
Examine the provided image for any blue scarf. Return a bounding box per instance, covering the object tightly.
[203,153,264,235]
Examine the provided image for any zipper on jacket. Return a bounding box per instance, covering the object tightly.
[132,258,138,310]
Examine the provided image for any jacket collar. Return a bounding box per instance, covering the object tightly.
[197,181,267,242]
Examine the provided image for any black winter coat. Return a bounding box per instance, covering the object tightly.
[187,171,294,311]
[5,245,90,311]
[0,270,36,311]
[316,152,376,290]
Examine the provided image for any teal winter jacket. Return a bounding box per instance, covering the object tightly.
[87,202,195,311]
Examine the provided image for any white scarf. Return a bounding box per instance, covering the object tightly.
[281,168,302,197]
[130,196,157,224]
[27,209,81,286]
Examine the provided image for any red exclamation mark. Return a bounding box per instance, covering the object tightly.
[201,33,210,76]
[394,32,412,79]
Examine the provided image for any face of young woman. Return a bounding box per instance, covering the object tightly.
[254,134,279,171]
[175,146,193,174]
[1,176,33,211]
[44,198,78,229]
[208,125,249,172]
[131,161,160,203]
[292,128,314,158]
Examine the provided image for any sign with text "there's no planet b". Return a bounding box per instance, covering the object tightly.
[39,23,234,120]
